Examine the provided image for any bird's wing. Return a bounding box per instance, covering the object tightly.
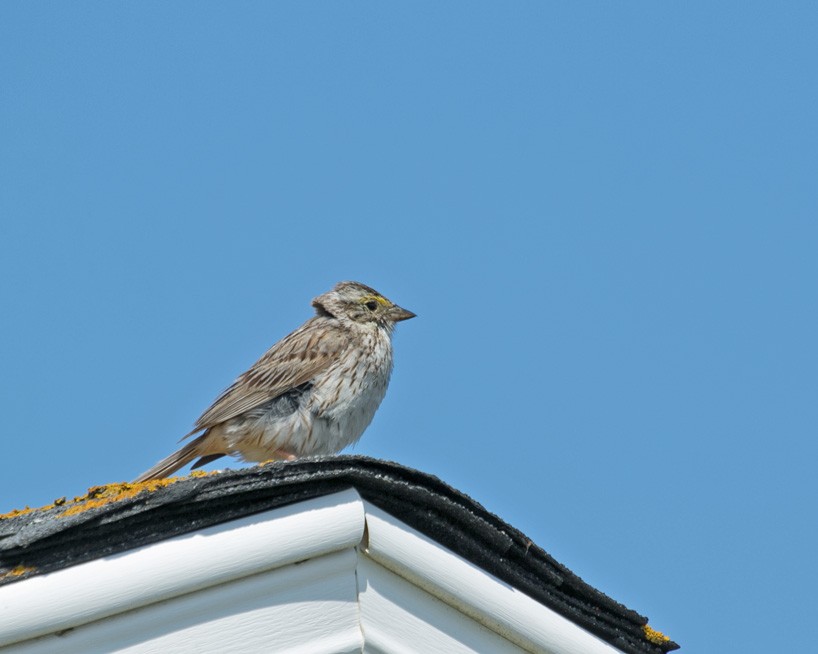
[186,318,347,434]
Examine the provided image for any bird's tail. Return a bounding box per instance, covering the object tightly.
[133,433,219,482]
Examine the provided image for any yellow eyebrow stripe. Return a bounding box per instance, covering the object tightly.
[362,295,390,306]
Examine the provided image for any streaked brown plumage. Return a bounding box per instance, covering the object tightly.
[134,281,415,481]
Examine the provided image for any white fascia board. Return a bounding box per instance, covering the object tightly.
[6,550,363,654]
[362,502,625,654]
[358,555,527,654]
[0,489,366,648]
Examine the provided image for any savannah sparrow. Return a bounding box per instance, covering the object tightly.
[134,281,415,482]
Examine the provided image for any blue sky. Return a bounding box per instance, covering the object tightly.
[1,3,816,652]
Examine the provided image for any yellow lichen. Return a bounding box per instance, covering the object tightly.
[0,565,36,582]
[643,624,671,644]
[58,477,186,518]
[0,506,36,520]
[0,470,219,521]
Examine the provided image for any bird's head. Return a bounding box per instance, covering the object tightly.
[312,281,416,328]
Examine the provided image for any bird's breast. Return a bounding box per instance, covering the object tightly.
[309,328,393,424]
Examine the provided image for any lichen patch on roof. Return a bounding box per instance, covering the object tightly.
[0,565,36,583]
[0,471,217,521]
[643,624,672,645]
[57,472,215,518]
[0,506,38,521]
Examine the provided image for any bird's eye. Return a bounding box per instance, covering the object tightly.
[365,300,378,311]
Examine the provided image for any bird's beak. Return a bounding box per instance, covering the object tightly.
[389,305,416,322]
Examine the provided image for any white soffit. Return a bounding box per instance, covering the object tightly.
[362,502,624,654]
[0,489,366,649]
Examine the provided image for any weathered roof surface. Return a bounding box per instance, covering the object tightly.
[0,456,678,654]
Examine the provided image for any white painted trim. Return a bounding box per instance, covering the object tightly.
[362,502,625,654]
[358,554,526,654]
[0,489,632,654]
[5,550,364,654]
[0,489,366,648]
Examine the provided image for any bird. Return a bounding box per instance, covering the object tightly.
[134,281,415,482]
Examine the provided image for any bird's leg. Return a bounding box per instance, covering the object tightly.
[272,449,297,461]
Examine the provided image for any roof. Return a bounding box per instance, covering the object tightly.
[0,456,677,653]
